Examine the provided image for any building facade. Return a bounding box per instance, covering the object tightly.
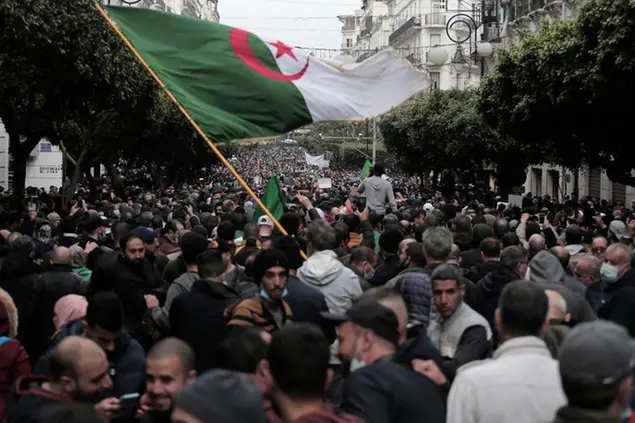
[108,0,220,22]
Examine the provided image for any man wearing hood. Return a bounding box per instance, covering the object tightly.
[357,163,397,216]
[298,220,362,316]
[473,246,528,347]
[528,250,596,325]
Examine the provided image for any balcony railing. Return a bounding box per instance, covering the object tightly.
[423,13,446,27]
[389,15,421,45]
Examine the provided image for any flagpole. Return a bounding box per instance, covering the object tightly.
[95,3,308,260]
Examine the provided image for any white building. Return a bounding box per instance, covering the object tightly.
[108,0,220,22]
[337,14,359,55]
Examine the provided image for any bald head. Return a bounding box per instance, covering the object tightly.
[148,337,195,374]
[361,287,408,344]
[545,290,569,322]
[549,246,570,270]
[7,232,20,246]
[52,246,72,266]
[606,243,632,270]
[528,234,545,252]
[51,336,106,381]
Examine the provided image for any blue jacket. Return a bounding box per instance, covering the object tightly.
[33,318,146,399]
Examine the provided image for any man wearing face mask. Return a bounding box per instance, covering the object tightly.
[598,243,635,337]
[325,300,446,423]
[226,249,292,333]
[348,246,379,292]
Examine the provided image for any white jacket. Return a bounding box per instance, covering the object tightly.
[297,250,362,314]
[447,336,566,423]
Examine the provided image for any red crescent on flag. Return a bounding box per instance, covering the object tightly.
[229,28,310,82]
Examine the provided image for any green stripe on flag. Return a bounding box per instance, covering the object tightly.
[360,160,372,179]
[255,173,286,221]
[104,6,312,143]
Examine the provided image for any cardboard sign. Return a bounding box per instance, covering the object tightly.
[317,178,332,189]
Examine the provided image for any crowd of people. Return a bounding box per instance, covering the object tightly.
[0,144,633,423]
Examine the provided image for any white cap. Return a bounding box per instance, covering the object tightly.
[423,203,434,213]
[257,215,274,228]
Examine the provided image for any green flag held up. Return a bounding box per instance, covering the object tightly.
[360,160,372,179]
[255,173,286,220]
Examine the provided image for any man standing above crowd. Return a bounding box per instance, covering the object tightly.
[358,163,397,216]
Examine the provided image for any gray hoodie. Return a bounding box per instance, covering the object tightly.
[529,251,596,323]
[358,176,397,215]
[297,250,362,315]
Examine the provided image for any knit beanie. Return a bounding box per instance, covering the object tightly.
[252,249,289,285]
[174,370,267,423]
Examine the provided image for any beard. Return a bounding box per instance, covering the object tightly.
[339,358,352,378]
[73,387,104,404]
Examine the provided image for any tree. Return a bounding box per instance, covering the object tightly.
[380,89,525,194]
[0,0,168,208]
[479,0,635,187]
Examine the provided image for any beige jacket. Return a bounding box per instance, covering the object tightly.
[447,336,566,423]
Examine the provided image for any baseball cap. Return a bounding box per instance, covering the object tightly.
[609,220,626,239]
[559,320,635,388]
[132,227,156,243]
[257,215,274,228]
[423,203,434,213]
[322,300,400,346]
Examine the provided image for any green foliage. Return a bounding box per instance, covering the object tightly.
[380,89,524,188]
[479,0,635,185]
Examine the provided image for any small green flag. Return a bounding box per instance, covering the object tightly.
[255,173,286,221]
[360,160,372,179]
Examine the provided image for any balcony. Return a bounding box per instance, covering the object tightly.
[423,13,446,27]
[389,15,421,45]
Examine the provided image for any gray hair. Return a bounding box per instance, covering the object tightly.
[500,246,528,268]
[69,245,87,268]
[607,243,633,264]
[546,289,568,315]
[578,255,602,282]
[421,226,453,261]
[307,219,336,252]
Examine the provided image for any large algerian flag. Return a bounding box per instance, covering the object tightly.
[360,160,372,179]
[103,6,429,143]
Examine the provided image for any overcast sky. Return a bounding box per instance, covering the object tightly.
[218,0,360,52]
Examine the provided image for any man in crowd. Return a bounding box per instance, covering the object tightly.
[141,338,197,423]
[447,280,566,423]
[427,264,491,381]
[7,336,112,422]
[598,243,635,336]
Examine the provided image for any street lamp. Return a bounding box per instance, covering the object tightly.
[428,45,449,66]
[445,3,494,77]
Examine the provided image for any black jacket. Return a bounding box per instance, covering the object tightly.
[598,268,635,337]
[340,357,446,423]
[169,280,241,373]
[29,264,87,364]
[368,254,401,287]
[465,260,499,284]
[285,275,336,344]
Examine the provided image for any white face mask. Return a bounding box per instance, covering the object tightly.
[350,357,366,373]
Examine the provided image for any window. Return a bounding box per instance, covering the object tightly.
[429,34,441,46]
[429,71,440,90]
[346,38,353,48]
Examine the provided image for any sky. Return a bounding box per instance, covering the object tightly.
[218,0,361,52]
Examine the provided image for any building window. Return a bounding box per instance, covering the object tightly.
[429,71,440,90]
[429,34,441,46]
[346,38,353,47]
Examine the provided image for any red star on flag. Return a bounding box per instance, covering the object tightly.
[268,40,297,61]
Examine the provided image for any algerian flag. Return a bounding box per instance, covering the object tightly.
[103,6,429,143]
[254,173,286,220]
[360,160,372,179]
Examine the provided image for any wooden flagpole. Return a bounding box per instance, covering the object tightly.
[95,3,307,260]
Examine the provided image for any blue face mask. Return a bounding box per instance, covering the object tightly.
[363,271,375,281]
[350,358,366,373]
[260,288,288,301]
[601,263,620,283]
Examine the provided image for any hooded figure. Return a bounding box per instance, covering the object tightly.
[0,287,31,417]
[529,251,596,324]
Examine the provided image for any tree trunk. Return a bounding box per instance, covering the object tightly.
[106,163,125,199]
[66,142,91,206]
[9,134,40,211]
